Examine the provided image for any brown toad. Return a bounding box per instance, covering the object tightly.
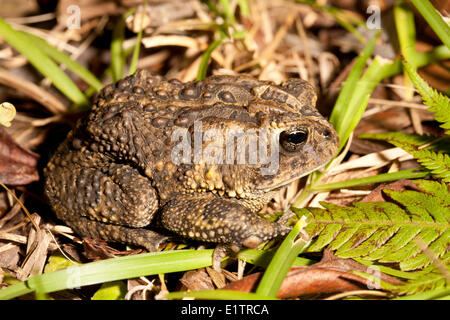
[44,70,339,251]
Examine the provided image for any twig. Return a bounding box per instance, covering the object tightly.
[325,289,390,300]
[0,68,67,114]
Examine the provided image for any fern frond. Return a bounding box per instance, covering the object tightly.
[413,150,450,183]
[359,132,450,182]
[403,59,450,135]
[415,179,450,204]
[293,180,450,271]
[358,132,440,149]
[394,252,450,294]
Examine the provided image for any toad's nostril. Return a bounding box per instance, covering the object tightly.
[323,128,332,138]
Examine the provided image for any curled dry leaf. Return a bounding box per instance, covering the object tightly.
[0,102,15,127]
[0,127,39,185]
[224,250,402,298]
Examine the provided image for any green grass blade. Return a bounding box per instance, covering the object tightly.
[237,248,313,268]
[0,249,213,300]
[328,9,365,43]
[0,18,88,107]
[414,44,450,69]
[331,54,423,153]
[394,1,419,103]
[203,0,222,18]
[255,218,310,298]
[331,44,450,89]
[129,2,146,75]
[167,289,278,300]
[110,16,126,82]
[410,0,450,49]
[329,31,380,151]
[394,1,418,67]
[311,168,429,192]
[196,38,224,81]
[237,0,250,18]
[354,258,419,280]
[219,0,236,25]
[129,31,143,76]
[21,32,102,92]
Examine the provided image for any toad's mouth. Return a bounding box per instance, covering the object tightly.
[256,161,330,191]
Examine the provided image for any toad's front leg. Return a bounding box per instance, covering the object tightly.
[160,194,290,248]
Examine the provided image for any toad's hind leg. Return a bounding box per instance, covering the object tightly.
[45,159,167,251]
[160,194,290,248]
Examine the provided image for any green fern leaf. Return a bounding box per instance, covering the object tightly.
[383,186,449,269]
[403,59,450,135]
[359,132,450,182]
[293,180,450,271]
[394,252,450,294]
[358,132,441,150]
[414,150,450,180]
[415,179,450,204]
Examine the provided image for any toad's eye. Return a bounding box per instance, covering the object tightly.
[280,128,308,152]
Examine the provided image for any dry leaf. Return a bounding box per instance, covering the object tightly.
[180,268,215,291]
[223,250,402,298]
[0,127,39,185]
[82,238,142,261]
[0,102,16,127]
[360,179,423,203]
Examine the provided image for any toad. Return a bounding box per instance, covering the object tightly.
[44,70,339,251]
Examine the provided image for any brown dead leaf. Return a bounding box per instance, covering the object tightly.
[350,103,435,155]
[59,243,84,264]
[206,266,227,288]
[81,238,143,261]
[180,268,215,292]
[0,127,39,185]
[223,250,402,298]
[358,108,412,133]
[0,242,21,270]
[16,214,51,280]
[360,179,422,202]
[419,63,450,93]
